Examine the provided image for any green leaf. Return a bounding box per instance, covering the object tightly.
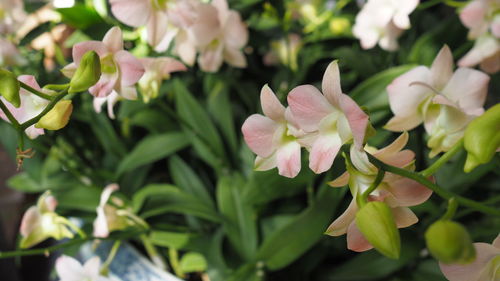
[256,186,346,270]
[87,110,127,158]
[52,184,101,212]
[117,132,189,176]
[169,156,213,206]
[7,173,41,193]
[149,231,191,249]
[173,79,226,165]
[227,263,264,281]
[132,184,222,222]
[179,252,208,273]
[216,175,257,261]
[56,4,103,29]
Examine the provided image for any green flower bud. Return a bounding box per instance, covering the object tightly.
[425,220,476,264]
[464,104,500,172]
[35,100,73,130]
[355,201,401,259]
[69,51,101,94]
[0,69,20,107]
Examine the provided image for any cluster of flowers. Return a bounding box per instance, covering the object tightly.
[110,0,248,72]
[19,185,136,281]
[242,45,495,279]
[0,0,27,66]
[352,0,500,73]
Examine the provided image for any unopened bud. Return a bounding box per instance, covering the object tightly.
[0,69,20,107]
[425,220,476,264]
[464,104,500,172]
[355,201,401,259]
[69,51,101,93]
[35,100,73,130]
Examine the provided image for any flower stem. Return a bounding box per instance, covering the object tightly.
[140,234,167,271]
[359,168,385,207]
[20,88,68,130]
[100,240,121,276]
[168,248,185,278]
[19,81,54,101]
[0,99,20,127]
[366,153,500,216]
[420,139,463,177]
[441,198,458,221]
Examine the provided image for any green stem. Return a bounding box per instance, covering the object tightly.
[61,217,87,239]
[441,198,458,221]
[366,153,500,216]
[100,240,121,276]
[359,169,385,207]
[19,81,54,101]
[140,234,167,271]
[20,89,68,130]
[168,248,184,278]
[0,99,20,127]
[420,139,463,177]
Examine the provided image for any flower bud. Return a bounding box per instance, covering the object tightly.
[35,100,73,130]
[69,51,101,94]
[464,104,500,172]
[0,69,20,107]
[425,220,476,264]
[355,201,401,259]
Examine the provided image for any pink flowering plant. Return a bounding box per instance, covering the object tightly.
[0,1,498,281]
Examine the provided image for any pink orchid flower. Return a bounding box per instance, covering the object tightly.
[138,57,186,103]
[0,0,26,34]
[0,75,51,139]
[440,234,500,281]
[353,0,419,51]
[326,132,433,252]
[197,0,248,72]
[0,38,26,66]
[242,85,303,178]
[63,26,144,99]
[458,0,500,73]
[93,184,135,238]
[19,191,75,248]
[385,45,490,156]
[56,255,112,281]
[287,61,369,174]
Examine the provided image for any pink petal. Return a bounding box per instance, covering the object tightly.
[146,11,169,51]
[223,47,247,68]
[385,114,423,131]
[56,256,87,281]
[459,0,486,30]
[175,32,197,66]
[25,126,45,139]
[326,199,358,236]
[276,141,301,178]
[109,0,151,27]
[386,177,432,207]
[347,222,373,252]
[19,207,40,237]
[72,41,107,64]
[309,133,342,174]
[439,243,500,281]
[387,66,432,118]
[89,72,119,98]
[241,114,279,157]
[102,27,124,53]
[479,51,500,74]
[493,234,500,249]
[441,68,489,113]
[83,257,102,279]
[223,11,248,49]
[373,132,409,158]
[392,207,418,228]
[321,61,342,107]
[93,207,109,238]
[119,86,137,100]
[114,50,145,86]
[329,171,350,187]
[430,45,454,90]
[254,153,277,171]
[191,4,220,46]
[61,62,77,78]
[198,44,224,72]
[18,75,42,91]
[99,183,119,207]
[287,85,333,132]
[339,94,369,148]
[152,58,187,77]
[260,84,285,122]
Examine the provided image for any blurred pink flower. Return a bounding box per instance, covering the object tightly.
[439,234,500,281]
[385,45,490,156]
[353,0,419,51]
[0,75,51,139]
[19,191,74,248]
[287,61,369,173]
[326,133,432,252]
[56,255,112,281]
[0,0,26,34]
[458,0,500,73]
[63,26,144,99]
[242,85,303,178]
[93,184,134,238]
[0,37,26,66]
[197,0,248,72]
[138,57,186,103]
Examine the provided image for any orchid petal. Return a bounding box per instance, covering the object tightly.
[191,4,220,46]
[254,153,277,171]
[287,85,333,132]
[329,171,350,187]
[224,47,247,68]
[430,45,454,90]
[198,44,224,72]
[242,114,279,157]
[83,257,102,279]
[102,27,124,53]
[386,177,432,207]
[322,61,342,107]
[441,68,489,113]
[223,11,248,49]
[72,41,107,64]
[385,114,423,131]
[309,133,342,174]
[114,50,145,86]
[146,11,169,51]
[260,84,285,122]
[56,256,87,281]
[326,200,358,236]
[276,141,301,178]
[109,0,151,27]
[340,94,369,148]
[19,207,40,237]
[89,72,119,98]
[392,207,418,228]
[347,222,373,252]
